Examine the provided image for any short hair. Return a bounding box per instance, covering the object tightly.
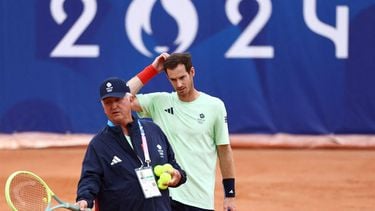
[163,53,193,73]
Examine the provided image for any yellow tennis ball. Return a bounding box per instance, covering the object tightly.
[157,180,168,190]
[162,163,174,173]
[42,197,48,203]
[159,172,172,184]
[154,165,163,177]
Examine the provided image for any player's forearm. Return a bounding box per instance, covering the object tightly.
[218,144,236,199]
[218,144,235,178]
[127,64,158,95]
[127,76,144,95]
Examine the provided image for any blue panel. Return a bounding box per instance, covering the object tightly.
[1,0,374,134]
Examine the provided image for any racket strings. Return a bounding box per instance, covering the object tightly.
[9,173,49,211]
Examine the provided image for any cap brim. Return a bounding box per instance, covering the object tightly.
[101,92,126,100]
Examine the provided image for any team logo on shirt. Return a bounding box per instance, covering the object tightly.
[157,144,164,158]
[197,113,206,124]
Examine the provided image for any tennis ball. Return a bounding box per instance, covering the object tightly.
[153,165,163,177]
[157,180,168,190]
[157,172,171,190]
[159,172,172,184]
[162,163,174,173]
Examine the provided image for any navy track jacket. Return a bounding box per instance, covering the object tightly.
[76,118,186,211]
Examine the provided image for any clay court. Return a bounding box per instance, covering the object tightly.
[1,146,375,210]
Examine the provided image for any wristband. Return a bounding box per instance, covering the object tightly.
[137,65,158,84]
[223,178,235,197]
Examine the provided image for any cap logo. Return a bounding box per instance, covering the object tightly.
[106,82,113,93]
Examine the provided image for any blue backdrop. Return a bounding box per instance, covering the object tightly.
[1,0,374,134]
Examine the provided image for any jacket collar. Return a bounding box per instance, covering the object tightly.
[107,115,139,135]
[106,116,143,157]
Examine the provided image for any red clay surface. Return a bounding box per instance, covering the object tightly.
[1,148,375,210]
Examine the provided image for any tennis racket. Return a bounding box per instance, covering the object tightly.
[5,170,91,211]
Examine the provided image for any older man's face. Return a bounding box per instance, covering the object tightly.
[101,95,132,125]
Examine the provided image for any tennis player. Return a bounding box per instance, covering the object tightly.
[127,53,236,211]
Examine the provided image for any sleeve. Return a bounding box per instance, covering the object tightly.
[76,141,103,208]
[214,99,231,145]
[136,92,167,118]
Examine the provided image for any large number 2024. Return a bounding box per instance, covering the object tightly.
[49,0,349,59]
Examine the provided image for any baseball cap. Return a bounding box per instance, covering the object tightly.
[99,77,130,100]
